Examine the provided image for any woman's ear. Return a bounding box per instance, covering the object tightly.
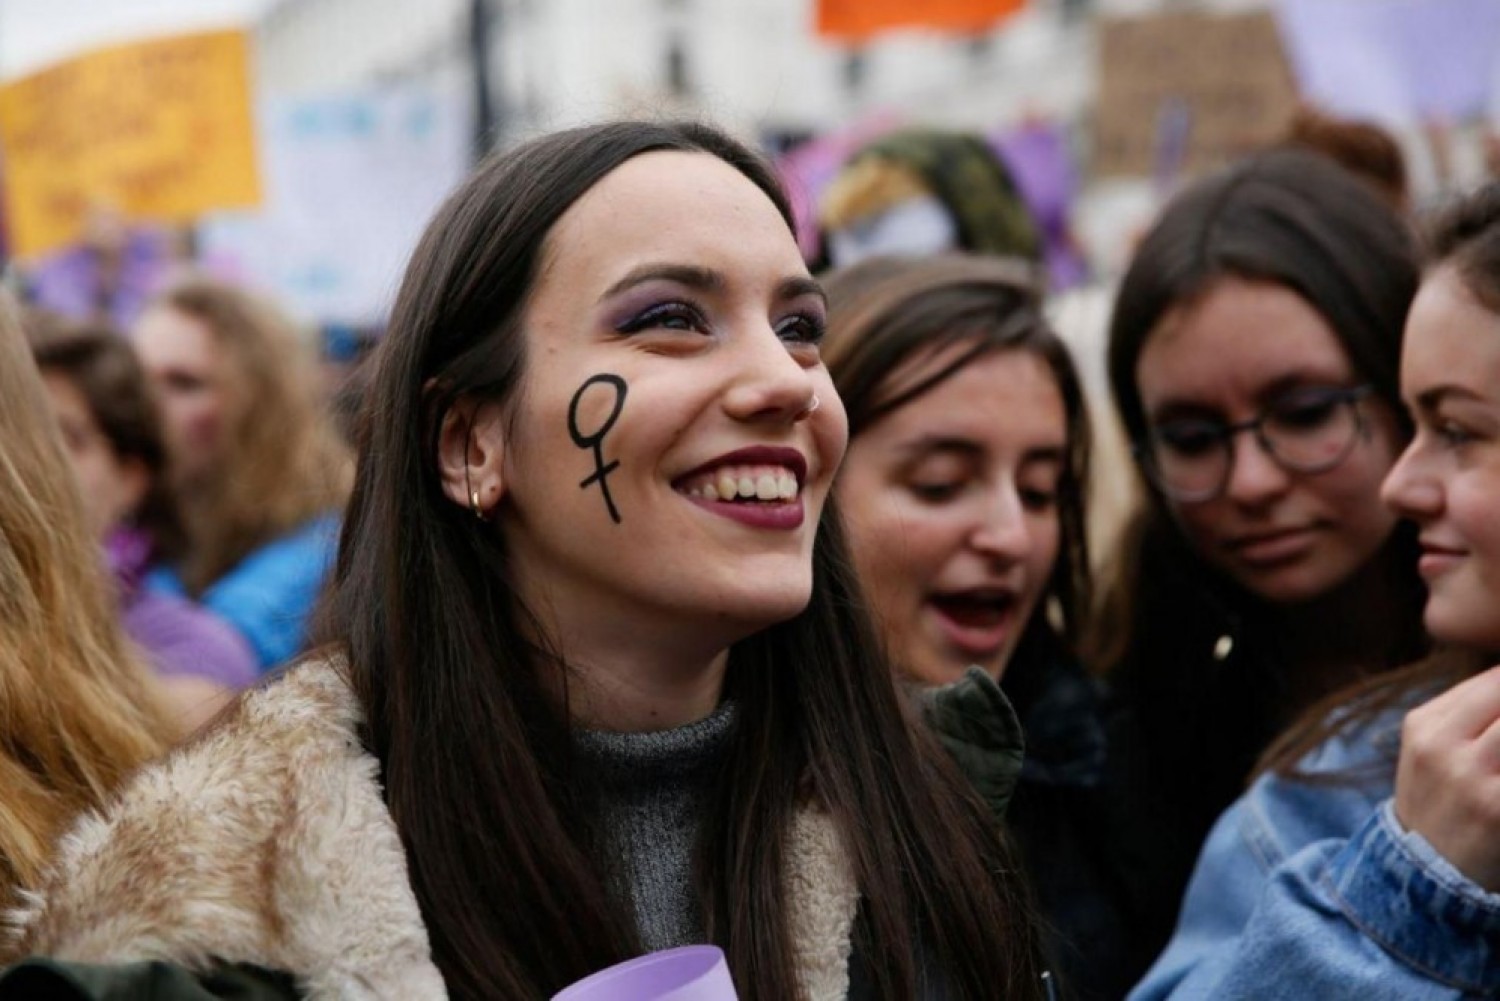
[436,397,506,519]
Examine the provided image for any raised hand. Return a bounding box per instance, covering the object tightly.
[1394,664,1500,891]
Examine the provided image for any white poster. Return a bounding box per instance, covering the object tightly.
[200,85,471,326]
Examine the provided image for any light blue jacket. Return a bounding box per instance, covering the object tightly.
[146,514,340,672]
[1130,705,1500,1000]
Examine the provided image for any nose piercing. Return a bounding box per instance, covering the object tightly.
[799,395,821,418]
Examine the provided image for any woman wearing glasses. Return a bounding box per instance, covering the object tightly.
[1129,178,1500,1001]
[1092,148,1429,978]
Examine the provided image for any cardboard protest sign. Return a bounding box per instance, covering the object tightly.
[0,29,260,258]
[1092,10,1299,179]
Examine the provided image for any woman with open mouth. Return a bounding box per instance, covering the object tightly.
[1,121,1047,1000]
[1129,175,1500,1001]
[823,253,1117,999]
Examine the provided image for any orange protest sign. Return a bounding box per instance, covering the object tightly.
[817,0,1024,42]
[0,29,260,259]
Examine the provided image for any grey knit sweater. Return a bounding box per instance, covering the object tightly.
[574,700,738,952]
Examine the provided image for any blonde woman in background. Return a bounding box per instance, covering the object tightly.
[0,294,173,919]
[132,279,353,671]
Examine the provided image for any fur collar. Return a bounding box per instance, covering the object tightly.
[13,658,859,999]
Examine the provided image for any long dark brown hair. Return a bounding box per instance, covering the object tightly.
[1094,149,1428,695]
[27,321,187,560]
[1259,179,1500,777]
[821,252,1092,660]
[320,120,1043,999]
[1083,153,1429,956]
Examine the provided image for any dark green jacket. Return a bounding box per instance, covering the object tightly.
[920,665,1027,824]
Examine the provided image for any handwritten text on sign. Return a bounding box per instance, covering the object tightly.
[1093,11,1299,179]
[0,29,260,258]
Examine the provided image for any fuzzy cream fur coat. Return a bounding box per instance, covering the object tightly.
[12,657,862,999]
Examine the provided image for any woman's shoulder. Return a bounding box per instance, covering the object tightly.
[271,512,342,549]
[14,655,445,998]
[18,656,368,940]
[120,589,258,687]
[919,666,1025,821]
[229,513,341,582]
[198,515,341,667]
[1238,703,1407,868]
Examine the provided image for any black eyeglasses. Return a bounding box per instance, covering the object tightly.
[1139,384,1375,503]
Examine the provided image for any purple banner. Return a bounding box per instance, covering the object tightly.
[1276,0,1500,122]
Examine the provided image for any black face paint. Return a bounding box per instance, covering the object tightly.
[568,373,628,524]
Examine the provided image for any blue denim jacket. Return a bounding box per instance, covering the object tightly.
[1130,706,1500,1000]
[146,513,341,672]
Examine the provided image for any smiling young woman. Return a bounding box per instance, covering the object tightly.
[1127,177,1500,1001]
[2,121,1045,1001]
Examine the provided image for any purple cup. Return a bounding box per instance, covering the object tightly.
[551,945,737,1001]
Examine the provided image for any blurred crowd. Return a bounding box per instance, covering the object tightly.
[0,98,1497,1001]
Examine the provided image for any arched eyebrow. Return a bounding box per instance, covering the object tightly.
[1148,369,1356,423]
[599,263,825,306]
[896,435,983,461]
[1020,446,1067,468]
[1414,385,1487,413]
[778,275,826,305]
[896,435,1066,462]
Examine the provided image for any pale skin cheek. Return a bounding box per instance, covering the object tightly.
[1428,573,1500,649]
[187,410,220,446]
[162,408,215,470]
[870,581,919,662]
[1467,557,1500,629]
[567,372,629,525]
[839,484,903,565]
[163,388,226,462]
[880,509,949,592]
[846,508,931,649]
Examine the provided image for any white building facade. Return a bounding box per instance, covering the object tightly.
[253,0,1096,150]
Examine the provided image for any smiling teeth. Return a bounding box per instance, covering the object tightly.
[684,465,799,501]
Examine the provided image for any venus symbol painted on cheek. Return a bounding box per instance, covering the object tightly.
[568,373,628,524]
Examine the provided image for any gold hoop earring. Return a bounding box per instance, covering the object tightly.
[470,489,489,522]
